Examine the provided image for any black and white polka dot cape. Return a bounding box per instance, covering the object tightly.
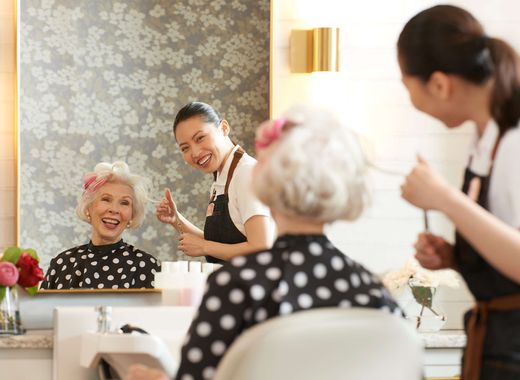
[176,234,401,380]
[40,239,160,290]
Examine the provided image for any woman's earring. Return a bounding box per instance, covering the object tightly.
[86,212,91,222]
[127,220,132,229]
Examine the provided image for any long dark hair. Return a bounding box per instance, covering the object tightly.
[397,5,520,135]
[173,101,220,135]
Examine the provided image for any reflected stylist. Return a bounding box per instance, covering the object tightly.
[156,102,273,264]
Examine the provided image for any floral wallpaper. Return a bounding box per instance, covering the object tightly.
[19,0,270,269]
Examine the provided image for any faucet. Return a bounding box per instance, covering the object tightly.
[95,306,112,334]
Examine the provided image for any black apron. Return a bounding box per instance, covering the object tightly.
[203,147,247,264]
[455,144,520,379]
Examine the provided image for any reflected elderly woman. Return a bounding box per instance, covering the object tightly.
[40,162,160,290]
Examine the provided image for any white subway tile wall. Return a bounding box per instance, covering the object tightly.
[271,0,520,327]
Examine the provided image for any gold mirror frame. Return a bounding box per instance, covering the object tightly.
[14,0,273,293]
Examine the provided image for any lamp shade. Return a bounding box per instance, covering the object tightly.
[290,27,339,73]
[312,27,339,72]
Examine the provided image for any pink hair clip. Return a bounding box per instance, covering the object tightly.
[82,173,110,195]
[255,117,287,150]
[83,174,97,190]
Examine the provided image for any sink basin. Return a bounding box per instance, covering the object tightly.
[54,306,196,380]
[80,332,177,378]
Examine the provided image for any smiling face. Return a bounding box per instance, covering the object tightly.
[87,181,134,245]
[175,116,233,174]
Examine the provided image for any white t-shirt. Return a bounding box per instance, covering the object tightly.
[468,120,520,228]
[210,145,274,237]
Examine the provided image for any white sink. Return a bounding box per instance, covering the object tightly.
[54,306,196,380]
[80,332,177,379]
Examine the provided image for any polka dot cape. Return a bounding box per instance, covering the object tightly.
[40,239,160,290]
[176,234,400,380]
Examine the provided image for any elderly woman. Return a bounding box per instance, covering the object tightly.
[127,105,400,380]
[40,161,160,290]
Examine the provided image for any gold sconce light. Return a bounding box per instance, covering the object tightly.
[290,27,339,73]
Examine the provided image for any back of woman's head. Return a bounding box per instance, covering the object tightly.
[76,161,148,229]
[253,105,370,223]
[173,102,220,135]
[398,4,520,133]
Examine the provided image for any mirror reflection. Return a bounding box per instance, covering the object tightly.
[18,0,271,283]
[39,161,160,290]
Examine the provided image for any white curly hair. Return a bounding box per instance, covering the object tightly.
[253,104,371,223]
[76,161,148,229]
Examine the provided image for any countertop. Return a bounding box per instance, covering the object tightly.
[0,330,53,349]
[0,329,466,350]
[421,330,466,348]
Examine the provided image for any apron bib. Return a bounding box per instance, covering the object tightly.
[456,142,520,380]
[203,147,247,264]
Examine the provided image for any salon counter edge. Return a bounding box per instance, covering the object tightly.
[0,329,466,350]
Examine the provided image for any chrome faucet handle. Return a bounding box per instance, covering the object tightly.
[95,305,112,334]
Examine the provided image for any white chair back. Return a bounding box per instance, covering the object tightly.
[213,307,423,380]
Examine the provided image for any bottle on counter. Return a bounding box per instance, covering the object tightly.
[156,260,221,307]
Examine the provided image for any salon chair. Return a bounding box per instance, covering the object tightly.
[213,307,423,380]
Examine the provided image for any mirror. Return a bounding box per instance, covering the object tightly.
[18,0,271,276]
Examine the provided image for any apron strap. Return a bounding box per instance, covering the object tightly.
[210,146,245,201]
[467,134,502,174]
[463,293,520,380]
[224,147,245,194]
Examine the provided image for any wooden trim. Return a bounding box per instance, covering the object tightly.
[37,288,161,295]
[268,0,272,118]
[14,0,19,246]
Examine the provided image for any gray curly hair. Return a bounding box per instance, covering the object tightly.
[76,161,148,229]
[253,104,371,223]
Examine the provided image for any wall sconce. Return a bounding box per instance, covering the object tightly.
[290,27,339,73]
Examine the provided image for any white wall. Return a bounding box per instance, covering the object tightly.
[0,0,16,252]
[271,0,520,327]
[272,0,520,272]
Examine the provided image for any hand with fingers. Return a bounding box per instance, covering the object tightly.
[414,232,456,270]
[401,155,453,211]
[156,188,179,227]
[178,232,206,257]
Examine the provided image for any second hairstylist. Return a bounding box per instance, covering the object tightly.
[398,5,520,380]
[156,102,274,264]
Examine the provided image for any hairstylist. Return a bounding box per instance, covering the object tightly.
[398,5,520,379]
[156,102,273,264]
